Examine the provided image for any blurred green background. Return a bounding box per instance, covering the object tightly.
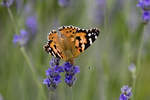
[0,0,150,100]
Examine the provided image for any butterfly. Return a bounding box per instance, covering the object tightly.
[44,25,100,64]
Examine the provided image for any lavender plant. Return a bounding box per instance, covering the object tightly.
[43,58,64,90]
[119,85,132,100]
[1,0,150,100]
[0,0,14,7]
[63,62,80,87]
[0,1,46,99]
[137,0,150,23]
[43,58,80,89]
[58,0,70,7]
[13,29,29,46]
[25,15,38,35]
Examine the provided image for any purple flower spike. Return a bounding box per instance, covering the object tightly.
[54,65,64,73]
[43,78,51,87]
[93,0,106,25]
[63,62,80,87]
[13,29,29,46]
[143,11,150,22]
[43,58,63,90]
[58,0,70,7]
[120,94,128,100]
[49,57,60,67]
[46,68,53,76]
[128,63,136,73]
[65,74,76,86]
[43,58,80,89]
[13,34,20,44]
[119,85,132,100]
[137,0,150,23]
[25,15,38,35]
[1,0,14,7]
[137,0,150,10]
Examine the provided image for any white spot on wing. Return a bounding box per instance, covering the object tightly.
[88,33,91,36]
[52,51,55,57]
[95,36,97,39]
[89,38,92,45]
[57,52,61,58]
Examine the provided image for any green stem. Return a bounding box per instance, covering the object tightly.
[7,8,46,100]
[70,87,73,100]
[132,26,145,100]
[20,47,46,99]
[136,28,145,78]
[104,1,108,32]
[102,1,109,100]
[20,47,35,74]
[132,72,136,100]
[49,91,56,100]
[66,86,73,100]
[7,7,18,33]
[101,55,109,100]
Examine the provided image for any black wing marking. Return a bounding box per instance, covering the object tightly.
[44,40,62,59]
[76,28,100,50]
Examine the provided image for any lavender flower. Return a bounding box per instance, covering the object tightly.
[58,0,70,7]
[128,63,136,82]
[13,29,29,46]
[142,11,150,22]
[0,94,3,100]
[63,62,80,87]
[137,0,150,23]
[128,63,136,73]
[0,0,14,7]
[92,0,106,25]
[137,0,150,10]
[49,57,60,67]
[119,85,132,100]
[13,15,38,46]
[25,15,38,35]
[43,58,80,89]
[43,58,63,90]
[43,78,51,87]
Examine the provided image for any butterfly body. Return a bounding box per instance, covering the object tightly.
[44,25,100,64]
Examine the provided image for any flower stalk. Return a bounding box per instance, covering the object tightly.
[7,7,46,99]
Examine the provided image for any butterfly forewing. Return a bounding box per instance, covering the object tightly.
[58,26,77,39]
[73,28,100,57]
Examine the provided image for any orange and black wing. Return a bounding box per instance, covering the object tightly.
[73,28,100,57]
[58,25,78,39]
[44,26,100,61]
[44,30,64,59]
[58,26,79,61]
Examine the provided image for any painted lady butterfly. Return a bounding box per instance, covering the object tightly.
[44,25,100,64]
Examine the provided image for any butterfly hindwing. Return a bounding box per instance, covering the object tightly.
[44,30,63,59]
